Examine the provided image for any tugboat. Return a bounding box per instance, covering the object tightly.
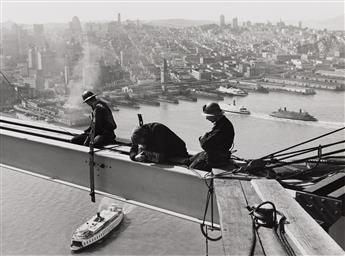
[270,107,317,122]
[70,205,124,251]
[221,100,251,115]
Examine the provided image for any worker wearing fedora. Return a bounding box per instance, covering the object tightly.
[70,90,117,148]
[188,102,235,171]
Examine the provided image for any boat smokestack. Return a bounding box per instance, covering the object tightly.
[97,212,101,218]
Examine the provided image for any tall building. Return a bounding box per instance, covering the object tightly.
[70,16,82,33]
[36,49,43,70]
[0,76,17,110]
[299,21,302,28]
[35,70,45,90]
[41,48,57,76]
[160,59,168,84]
[232,17,238,29]
[28,46,37,69]
[120,50,125,67]
[33,24,45,48]
[220,14,225,28]
[69,16,82,42]
[118,13,121,24]
[64,65,69,86]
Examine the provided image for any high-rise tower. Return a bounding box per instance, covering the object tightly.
[118,13,121,24]
[160,59,168,85]
[232,17,238,29]
[220,14,225,28]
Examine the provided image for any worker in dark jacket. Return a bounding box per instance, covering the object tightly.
[130,122,189,164]
[71,91,117,148]
[189,102,235,171]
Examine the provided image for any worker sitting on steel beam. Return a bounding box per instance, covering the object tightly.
[130,122,189,164]
[71,91,117,148]
[189,102,235,172]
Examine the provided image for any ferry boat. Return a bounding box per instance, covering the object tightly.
[217,86,248,96]
[70,205,124,251]
[270,107,317,122]
[221,100,251,115]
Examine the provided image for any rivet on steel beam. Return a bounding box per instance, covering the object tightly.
[334,210,339,215]
[320,208,324,212]
[321,198,325,203]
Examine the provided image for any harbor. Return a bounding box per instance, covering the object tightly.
[1,87,344,255]
[1,1,345,254]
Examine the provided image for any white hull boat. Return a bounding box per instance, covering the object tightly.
[220,100,251,115]
[70,205,124,251]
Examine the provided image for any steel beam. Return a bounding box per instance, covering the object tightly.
[0,126,219,225]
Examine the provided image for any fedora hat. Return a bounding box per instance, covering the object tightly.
[202,102,224,116]
[82,90,97,103]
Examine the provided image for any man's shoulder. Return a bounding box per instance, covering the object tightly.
[95,102,108,111]
[149,122,166,130]
[218,116,234,128]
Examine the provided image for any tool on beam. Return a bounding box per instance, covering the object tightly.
[137,113,144,127]
[89,111,96,203]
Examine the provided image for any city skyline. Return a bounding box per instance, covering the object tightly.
[2,1,344,29]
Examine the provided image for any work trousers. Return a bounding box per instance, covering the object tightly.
[70,132,116,148]
[188,151,231,172]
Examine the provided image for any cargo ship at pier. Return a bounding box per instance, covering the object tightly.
[270,107,318,121]
[191,89,224,100]
[217,86,248,96]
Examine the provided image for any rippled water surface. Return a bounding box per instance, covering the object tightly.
[1,89,344,255]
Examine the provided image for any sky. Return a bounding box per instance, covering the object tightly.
[1,0,344,25]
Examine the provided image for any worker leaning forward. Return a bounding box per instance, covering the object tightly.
[130,122,189,164]
[71,90,117,148]
[189,102,235,172]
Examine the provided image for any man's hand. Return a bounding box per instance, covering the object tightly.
[135,152,146,162]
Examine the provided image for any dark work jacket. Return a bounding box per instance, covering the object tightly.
[130,123,188,161]
[199,116,235,165]
[85,100,117,137]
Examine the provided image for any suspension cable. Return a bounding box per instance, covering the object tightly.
[275,140,345,161]
[269,148,345,172]
[260,126,345,160]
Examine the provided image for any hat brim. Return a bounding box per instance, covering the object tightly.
[201,111,224,116]
[82,93,100,103]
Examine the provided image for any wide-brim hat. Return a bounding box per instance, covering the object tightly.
[202,103,224,116]
[202,111,224,116]
[82,91,99,103]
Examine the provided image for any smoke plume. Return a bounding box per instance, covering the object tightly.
[64,42,104,108]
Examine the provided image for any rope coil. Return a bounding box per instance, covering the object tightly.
[247,201,296,256]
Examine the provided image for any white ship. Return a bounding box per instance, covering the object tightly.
[70,205,124,251]
[220,100,251,115]
[217,86,248,96]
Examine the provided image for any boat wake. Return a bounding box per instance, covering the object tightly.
[98,197,137,214]
[250,112,345,129]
